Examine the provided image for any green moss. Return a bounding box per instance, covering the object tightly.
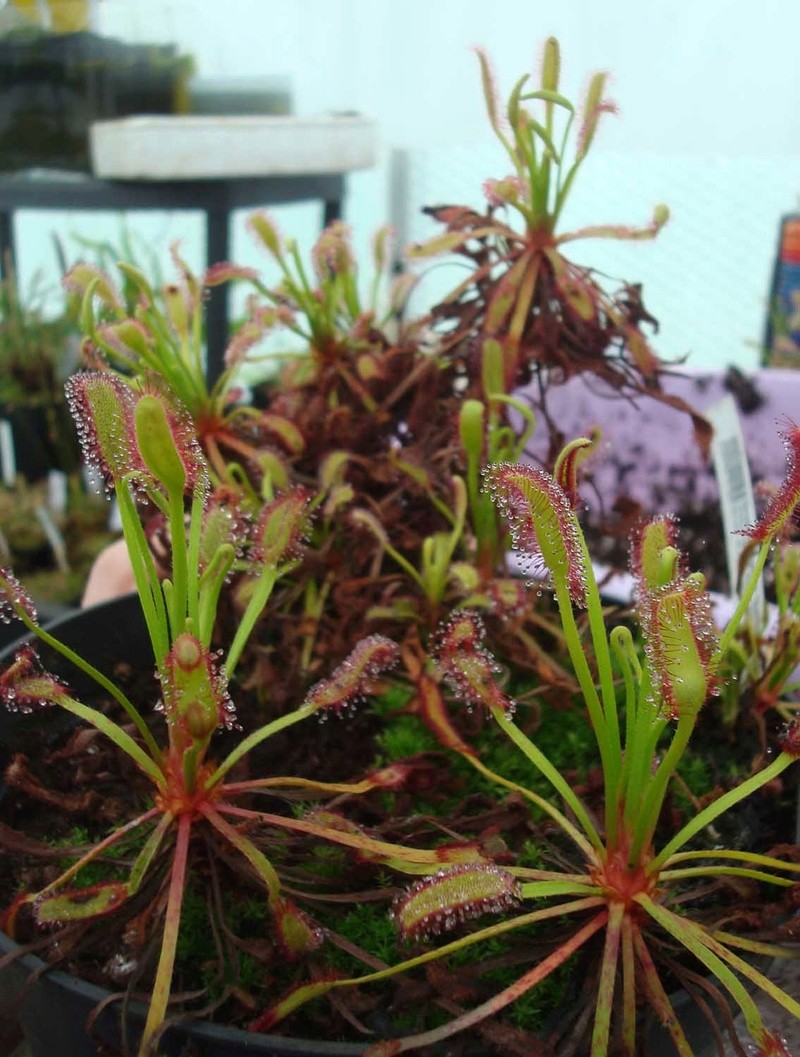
[375,710,439,762]
[318,901,398,969]
[53,824,147,887]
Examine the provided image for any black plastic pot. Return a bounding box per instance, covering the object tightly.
[0,595,774,1057]
[0,398,81,481]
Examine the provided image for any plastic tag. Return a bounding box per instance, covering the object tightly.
[707,395,765,624]
[0,420,15,485]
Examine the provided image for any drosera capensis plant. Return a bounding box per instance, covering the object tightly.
[412,37,711,453]
[263,430,800,1056]
[0,372,491,1057]
[244,212,414,376]
[63,244,301,488]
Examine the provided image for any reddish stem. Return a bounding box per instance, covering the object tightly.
[138,812,192,1057]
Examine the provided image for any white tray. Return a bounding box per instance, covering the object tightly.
[89,114,377,180]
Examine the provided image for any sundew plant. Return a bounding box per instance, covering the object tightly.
[0,374,483,1057]
[266,431,800,1057]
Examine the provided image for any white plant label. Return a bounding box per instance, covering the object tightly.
[707,395,765,624]
[0,420,15,486]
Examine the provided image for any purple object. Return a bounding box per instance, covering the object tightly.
[524,367,800,516]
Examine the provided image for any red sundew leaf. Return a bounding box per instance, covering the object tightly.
[0,646,67,713]
[303,635,399,714]
[161,632,235,738]
[223,319,270,369]
[361,762,422,791]
[434,611,514,717]
[35,882,130,923]
[553,432,601,511]
[740,420,800,542]
[483,175,526,208]
[485,577,528,617]
[412,673,476,757]
[311,220,355,281]
[203,261,260,287]
[755,1029,792,1057]
[780,717,800,758]
[437,609,485,659]
[473,47,507,140]
[393,863,520,943]
[169,241,202,305]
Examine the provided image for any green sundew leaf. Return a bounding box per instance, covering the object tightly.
[274,897,323,959]
[394,863,520,943]
[475,48,505,138]
[35,882,129,923]
[256,450,290,491]
[78,277,100,336]
[407,227,499,259]
[128,816,173,895]
[323,482,354,517]
[540,37,560,93]
[523,117,561,161]
[481,338,506,400]
[459,399,485,464]
[116,261,157,304]
[135,395,186,495]
[65,264,125,314]
[248,211,284,258]
[520,89,574,112]
[577,71,609,158]
[319,450,350,490]
[507,72,531,131]
[99,319,153,364]
[260,413,305,454]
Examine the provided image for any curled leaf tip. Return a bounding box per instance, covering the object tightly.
[0,646,67,713]
[304,635,399,714]
[739,420,800,542]
[435,610,514,716]
[486,462,587,605]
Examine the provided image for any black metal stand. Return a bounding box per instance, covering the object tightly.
[0,170,345,384]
